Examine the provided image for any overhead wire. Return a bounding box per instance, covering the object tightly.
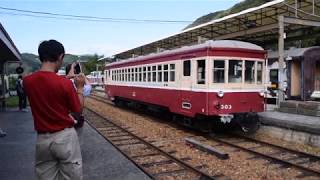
[0,6,192,24]
[0,11,158,23]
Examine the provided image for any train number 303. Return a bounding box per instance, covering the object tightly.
[221,104,232,109]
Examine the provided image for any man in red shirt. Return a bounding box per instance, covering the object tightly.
[23,40,85,180]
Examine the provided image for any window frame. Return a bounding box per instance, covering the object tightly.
[152,65,157,82]
[169,63,175,82]
[244,60,256,84]
[183,60,191,76]
[228,59,243,84]
[157,64,163,82]
[197,59,206,85]
[213,59,226,84]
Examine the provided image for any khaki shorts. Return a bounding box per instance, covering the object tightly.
[35,127,82,180]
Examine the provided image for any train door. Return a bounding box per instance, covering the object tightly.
[315,62,320,91]
[290,61,301,98]
[313,61,320,98]
[179,59,193,116]
[104,70,108,85]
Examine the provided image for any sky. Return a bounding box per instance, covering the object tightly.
[0,0,244,57]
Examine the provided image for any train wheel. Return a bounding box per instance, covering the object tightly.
[235,113,260,134]
[114,98,126,107]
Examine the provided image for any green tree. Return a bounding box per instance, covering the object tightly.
[82,54,104,75]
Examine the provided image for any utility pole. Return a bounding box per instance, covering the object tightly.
[278,15,285,107]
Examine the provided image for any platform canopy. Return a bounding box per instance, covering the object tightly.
[0,23,21,63]
[113,0,320,60]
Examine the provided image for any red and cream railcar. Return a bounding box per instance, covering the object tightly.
[104,40,266,127]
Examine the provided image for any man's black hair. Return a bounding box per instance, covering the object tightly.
[18,75,22,79]
[38,40,65,62]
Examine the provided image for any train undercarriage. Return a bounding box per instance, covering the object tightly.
[113,97,261,134]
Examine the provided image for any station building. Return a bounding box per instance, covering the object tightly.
[268,47,320,101]
[0,23,21,110]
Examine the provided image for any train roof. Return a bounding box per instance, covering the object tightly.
[107,40,264,67]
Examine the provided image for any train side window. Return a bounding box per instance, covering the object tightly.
[131,68,134,82]
[128,68,130,82]
[158,65,162,82]
[117,70,120,82]
[143,67,147,82]
[116,70,119,82]
[183,60,191,76]
[197,60,206,84]
[111,70,114,81]
[213,60,225,83]
[128,68,131,82]
[228,60,243,83]
[152,66,156,82]
[135,68,138,82]
[257,62,263,84]
[164,64,168,82]
[118,69,120,81]
[121,69,123,82]
[124,69,127,82]
[129,68,133,82]
[170,64,175,82]
[245,61,255,84]
[139,67,142,82]
[147,66,151,82]
[122,69,125,81]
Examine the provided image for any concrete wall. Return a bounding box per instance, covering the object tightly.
[259,125,320,147]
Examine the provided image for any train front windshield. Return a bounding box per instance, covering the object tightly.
[211,59,264,86]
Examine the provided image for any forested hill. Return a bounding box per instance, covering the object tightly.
[185,0,272,29]
[7,53,103,74]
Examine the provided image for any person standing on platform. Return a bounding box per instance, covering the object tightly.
[64,63,91,141]
[16,75,28,112]
[23,39,85,180]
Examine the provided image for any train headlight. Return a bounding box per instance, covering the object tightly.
[259,90,265,97]
[217,91,224,98]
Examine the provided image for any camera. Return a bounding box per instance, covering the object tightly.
[74,62,81,74]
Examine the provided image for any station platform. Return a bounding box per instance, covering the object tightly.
[258,104,320,147]
[259,111,320,135]
[0,108,150,180]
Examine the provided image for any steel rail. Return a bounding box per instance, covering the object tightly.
[84,111,154,179]
[209,135,320,177]
[89,94,320,177]
[233,133,320,161]
[85,107,218,180]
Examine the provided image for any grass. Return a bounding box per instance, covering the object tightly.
[6,96,19,107]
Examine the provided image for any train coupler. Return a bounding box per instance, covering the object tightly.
[219,114,234,124]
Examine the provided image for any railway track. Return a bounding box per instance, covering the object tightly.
[89,93,113,105]
[206,134,320,178]
[84,107,226,180]
[87,93,320,178]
